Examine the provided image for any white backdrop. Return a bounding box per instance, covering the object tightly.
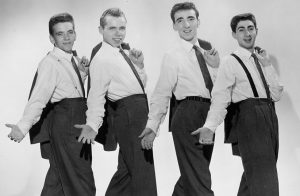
[1,0,300,195]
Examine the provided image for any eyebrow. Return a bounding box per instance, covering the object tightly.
[187,16,196,19]
[237,24,254,30]
[175,17,184,23]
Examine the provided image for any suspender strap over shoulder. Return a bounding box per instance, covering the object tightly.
[231,53,259,98]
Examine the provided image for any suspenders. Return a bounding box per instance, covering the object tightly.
[224,53,272,144]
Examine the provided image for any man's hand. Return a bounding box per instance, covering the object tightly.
[139,128,156,150]
[255,48,272,67]
[191,127,214,145]
[203,48,220,68]
[129,48,144,69]
[77,56,89,73]
[74,124,97,144]
[5,124,25,143]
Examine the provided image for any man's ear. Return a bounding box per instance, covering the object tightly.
[232,31,237,40]
[98,26,104,35]
[49,35,55,45]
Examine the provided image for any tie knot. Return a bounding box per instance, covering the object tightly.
[72,50,77,57]
[193,45,199,51]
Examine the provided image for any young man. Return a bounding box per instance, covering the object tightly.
[139,2,219,196]
[6,13,96,196]
[192,13,283,196]
[75,8,157,196]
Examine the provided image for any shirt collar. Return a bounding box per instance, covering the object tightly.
[178,37,201,53]
[102,41,122,54]
[235,46,253,59]
[52,46,73,61]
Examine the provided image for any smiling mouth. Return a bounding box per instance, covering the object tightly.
[183,30,192,33]
[113,38,123,42]
[244,37,252,43]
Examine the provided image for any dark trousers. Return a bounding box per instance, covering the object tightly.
[235,99,279,196]
[171,99,214,196]
[105,94,157,196]
[41,98,96,196]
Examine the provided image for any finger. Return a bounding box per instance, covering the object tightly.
[209,48,216,55]
[141,140,145,149]
[212,50,217,56]
[86,139,91,144]
[91,138,95,145]
[191,130,200,135]
[143,140,148,150]
[82,137,87,144]
[145,142,151,150]
[8,132,12,138]
[77,134,83,142]
[141,140,146,149]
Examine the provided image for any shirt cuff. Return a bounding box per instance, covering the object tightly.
[203,121,217,133]
[16,120,31,135]
[145,120,160,135]
[86,121,99,134]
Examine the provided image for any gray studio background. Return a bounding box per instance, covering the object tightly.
[1,0,299,195]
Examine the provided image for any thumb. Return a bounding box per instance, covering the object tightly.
[191,129,200,135]
[138,129,147,138]
[74,124,84,129]
[5,124,15,128]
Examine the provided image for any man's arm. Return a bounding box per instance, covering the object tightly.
[192,56,235,144]
[75,56,112,144]
[140,53,178,149]
[6,58,57,142]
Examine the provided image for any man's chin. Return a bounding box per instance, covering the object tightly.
[180,35,195,42]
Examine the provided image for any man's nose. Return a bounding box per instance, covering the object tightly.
[183,20,190,28]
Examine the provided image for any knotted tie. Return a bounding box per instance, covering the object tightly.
[193,45,213,93]
[251,53,270,99]
[71,57,86,97]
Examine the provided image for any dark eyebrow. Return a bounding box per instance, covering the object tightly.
[175,17,183,23]
[187,16,196,20]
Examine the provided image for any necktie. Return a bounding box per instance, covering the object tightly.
[193,45,213,93]
[71,57,86,97]
[251,53,270,99]
[119,48,145,94]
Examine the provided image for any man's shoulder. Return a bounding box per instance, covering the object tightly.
[38,52,61,70]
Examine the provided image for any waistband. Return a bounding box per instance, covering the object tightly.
[183,96,211,103]
[236,98,273,106]
[108,94,147,109]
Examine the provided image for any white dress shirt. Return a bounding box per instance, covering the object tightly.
[86,41,147,133]
[204,46,284,132]
[146,38,218,133]
[17,47,87,135]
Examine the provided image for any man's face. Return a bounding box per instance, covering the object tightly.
[100,15,126,48]
[173,9,199,43]
[232,20,257,51]
[50,22,76,53]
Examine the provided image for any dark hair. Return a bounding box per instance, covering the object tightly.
[170,2,199,24]
[100,8,126,28]
[230,13,257,33]
[49,13,74,36]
